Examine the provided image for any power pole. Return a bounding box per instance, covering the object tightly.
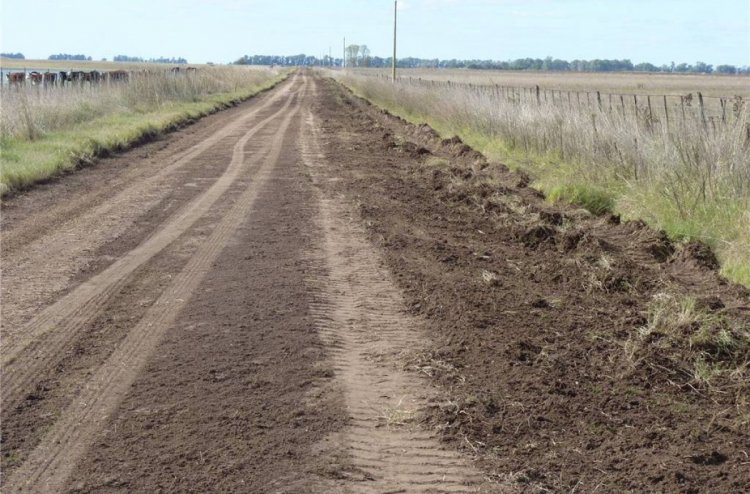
[392,0,397,82]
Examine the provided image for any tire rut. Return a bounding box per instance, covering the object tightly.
[1,80,300,412]
[0,75,302,337]
[299,102,491,493]
[4,76,309,494]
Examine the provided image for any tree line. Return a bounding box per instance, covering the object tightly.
[234,52,749,75]
[113,55,188,64]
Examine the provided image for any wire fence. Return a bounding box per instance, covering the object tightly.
[372,74,747,135]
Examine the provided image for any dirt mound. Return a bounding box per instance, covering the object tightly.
[673,240,720,270]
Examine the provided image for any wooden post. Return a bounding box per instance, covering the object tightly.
[535,85,540,105]
[647,95,653,124]
[567,91,572,110]
[663,95,669,131]
[720,98,726,124]
[680,96,686,121]
[620,94,625,116]
[576,91,581,106]
[698,92,706,129]
[609,93,613,113]
[596,91,602,111]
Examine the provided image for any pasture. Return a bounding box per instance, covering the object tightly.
[334,68,750,286]
[0,64,286,196]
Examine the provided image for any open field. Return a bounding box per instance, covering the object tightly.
[2,71,748,493]
[333,69,750,288]
[357,67,750,98]
[0,65,286,196]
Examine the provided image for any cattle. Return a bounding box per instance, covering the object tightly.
[6,72,26,86]
[28,71,44,85]
[58,71,70,86]
[67,71,87,85]
[87,71,103,84]
[43,72,57,85]
[106,70,129,83]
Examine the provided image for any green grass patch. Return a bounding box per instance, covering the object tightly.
[0,74,287,197]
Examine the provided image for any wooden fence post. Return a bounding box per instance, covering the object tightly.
[698,92,706,129]
[720,98,726,124]
[596,91,602,111]
[663,95,669,131]
[535,85,540,105]
[647,95,653,124]
[680,96,686,121]
[620,95,626,116]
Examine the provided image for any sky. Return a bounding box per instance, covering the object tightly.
[1,0,748,66]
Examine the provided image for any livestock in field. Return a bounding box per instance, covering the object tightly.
[28,71,44,85]
[6,72,26,85]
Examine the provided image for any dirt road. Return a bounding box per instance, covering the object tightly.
[2,71,748,493]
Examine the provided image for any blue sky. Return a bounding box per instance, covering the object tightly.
[2,0,748,65]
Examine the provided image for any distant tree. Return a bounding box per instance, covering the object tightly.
[48,53,89,61]
[360,45,371,67]
[1,52,25,59]
[715,64,738,74]
[634,62,659,72]
[692,61,713,73]
[345,45,360,67]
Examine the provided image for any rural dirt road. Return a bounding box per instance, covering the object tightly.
[2,71,749,493]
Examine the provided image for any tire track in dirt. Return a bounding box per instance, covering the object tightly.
[1,77,300,413]
[300,102,494,493]
[4,76,308,494]
[0,75,301,337]
[1,74,298,256]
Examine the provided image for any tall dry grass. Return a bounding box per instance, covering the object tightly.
[0,66,279,141]
[333,71,750,285]
[0,66,284,195]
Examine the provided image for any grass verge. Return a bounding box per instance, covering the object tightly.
[0,71,288,197]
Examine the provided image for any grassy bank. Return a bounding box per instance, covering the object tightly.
[332,72,750,287]
[0,67,288,196]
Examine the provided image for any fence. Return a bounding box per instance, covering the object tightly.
[373,74,746,135]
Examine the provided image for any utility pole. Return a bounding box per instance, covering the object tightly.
[392,0,397,82]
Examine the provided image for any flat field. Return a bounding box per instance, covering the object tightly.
[358,67,750,98]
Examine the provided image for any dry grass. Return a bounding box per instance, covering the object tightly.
[0,66,284,195]
[331,70,750,287]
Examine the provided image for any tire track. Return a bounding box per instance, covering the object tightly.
[4,75,308,494]
[300,104,491,493]
[1,74,298,256]
[1,76,300,412]
[0,75,302,339]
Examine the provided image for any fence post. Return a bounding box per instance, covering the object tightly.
[720,98,726,124]
[680,96,686,121]
[596,91,602,111]
[647,95,653,124]
[535,85,540,105]
[663,95,669,131]
[698,92,706,129]
[620,94,625,116]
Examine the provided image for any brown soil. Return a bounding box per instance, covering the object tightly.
[1,71,748,493]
